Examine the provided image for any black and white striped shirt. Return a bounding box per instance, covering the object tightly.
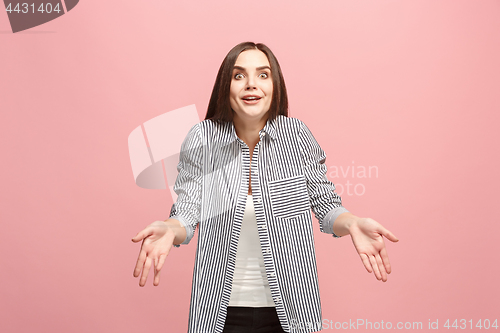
[169,115,349,333]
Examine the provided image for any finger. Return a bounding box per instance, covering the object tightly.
[375,253,387,282]
[156,253,168,272]
[380,247,392,274]
[154,270,162,286]
[368,255,382,280]
[379,226,399,242]
[360,254,372,273]
[154,252,169,286]
[131,227,153,243]
[133,247,147,277]
[154,259,162,286]
[153,257,158,285]
[140,256,153,287]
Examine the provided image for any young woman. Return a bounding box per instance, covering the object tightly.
[132,42,399,333]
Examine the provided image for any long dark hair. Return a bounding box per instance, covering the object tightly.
[205,42,289,124]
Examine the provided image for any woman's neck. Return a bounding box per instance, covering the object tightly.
[233,113,268,148]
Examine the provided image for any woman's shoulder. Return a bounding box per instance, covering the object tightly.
[184,119,220,135]
[187,116,309,138]
[186,119,236,144]
[275,115,308,132]
[196,118,231,136]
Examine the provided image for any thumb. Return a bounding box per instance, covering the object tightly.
[131,228,151,243]
[379,226,399,242]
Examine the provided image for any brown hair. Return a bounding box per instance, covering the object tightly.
[204,42,289,123]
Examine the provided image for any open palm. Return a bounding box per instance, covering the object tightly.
[131,221,176,287]
[349,218,399,282]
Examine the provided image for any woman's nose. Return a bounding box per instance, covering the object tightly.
[245,80,256,90]
[246,75,257,89]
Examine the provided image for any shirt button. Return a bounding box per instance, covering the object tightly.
[257,198,262,203]
[266,248,271,254]
[270,272,276,277]
[275,297,281,303]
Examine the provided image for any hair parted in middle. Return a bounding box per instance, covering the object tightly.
[204,41,289,124]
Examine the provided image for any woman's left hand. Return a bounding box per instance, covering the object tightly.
[348,217,399,282]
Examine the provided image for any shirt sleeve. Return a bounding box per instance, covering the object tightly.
[298,120,349,238]
[169,123,203,246]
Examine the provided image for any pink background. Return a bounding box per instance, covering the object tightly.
[1,1,499,332]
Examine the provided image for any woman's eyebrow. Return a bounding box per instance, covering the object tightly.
[233,65,271,71]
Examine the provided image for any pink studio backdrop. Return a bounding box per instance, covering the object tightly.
[1,1,499,332]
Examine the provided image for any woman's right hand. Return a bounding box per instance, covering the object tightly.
[131,220,181,287]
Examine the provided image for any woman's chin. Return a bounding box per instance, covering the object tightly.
[234,110,269,122]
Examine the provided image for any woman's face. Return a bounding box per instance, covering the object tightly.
[230,49,273,123]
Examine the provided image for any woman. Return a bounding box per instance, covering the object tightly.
[132,42,399,333]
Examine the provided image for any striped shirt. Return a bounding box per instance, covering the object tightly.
[169,115,349,333]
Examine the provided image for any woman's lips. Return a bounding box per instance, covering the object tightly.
[242,97,262,104]
[243,99,260,104]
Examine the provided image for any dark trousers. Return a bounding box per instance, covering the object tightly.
[222,306,286,333]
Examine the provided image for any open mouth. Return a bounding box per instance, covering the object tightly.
[242,96,262,104]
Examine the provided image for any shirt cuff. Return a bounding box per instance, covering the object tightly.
[322,206,350,238]
[169,215,192,246]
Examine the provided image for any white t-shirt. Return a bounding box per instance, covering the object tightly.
[228,194,276,307]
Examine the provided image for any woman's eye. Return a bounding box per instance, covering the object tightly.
[259,73,269,78]
[234,73,244,79]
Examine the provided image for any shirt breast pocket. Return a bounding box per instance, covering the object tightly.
[268,175,311,219]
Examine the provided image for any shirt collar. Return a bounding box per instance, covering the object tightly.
[222,115,279,144]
